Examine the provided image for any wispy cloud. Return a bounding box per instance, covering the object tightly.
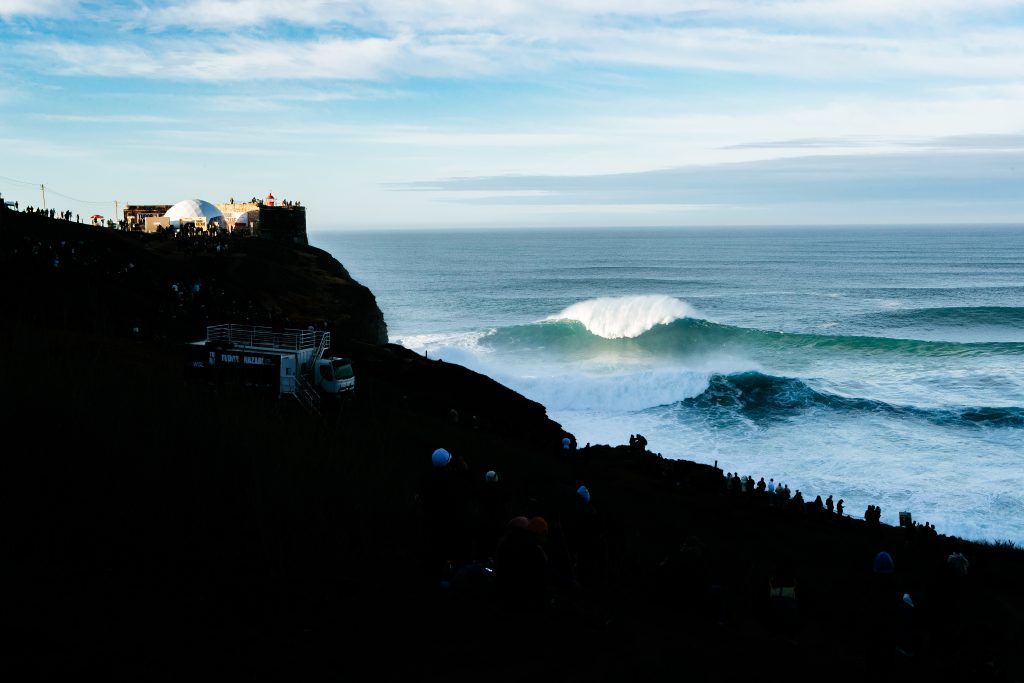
[0,135,92,158]
[21,36,446,81]
[0,0,77,19]
[38,113,181,124]
[18,28,1024,83]
[723,137,879,150]
[4,0,1024,228]
[396,151,1024,207]
[347,126,599,148]
[569,27,1024,80]
[140,1,1024,31]
[911,133,1024,149]
[10,2,1024,83]
[724,133,1024,151]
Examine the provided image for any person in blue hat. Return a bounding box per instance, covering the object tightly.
[417,447,473,582]
[565,483,601,588]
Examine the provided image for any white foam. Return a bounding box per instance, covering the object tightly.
[546,295,701,339]
[499,366,711,412]
[424,340,711,412]
[396,329,493,354]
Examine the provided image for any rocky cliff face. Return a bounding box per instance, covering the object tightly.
[0,207,567,446]
[1,210,388,346]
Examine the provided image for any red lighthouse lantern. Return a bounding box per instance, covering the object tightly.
[266,192,275,207]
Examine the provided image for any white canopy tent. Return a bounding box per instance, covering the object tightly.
[164,198,225,230]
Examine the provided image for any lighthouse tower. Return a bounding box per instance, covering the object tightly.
[265,192,275,207]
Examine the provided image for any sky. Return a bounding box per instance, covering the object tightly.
[1,0,1023,231]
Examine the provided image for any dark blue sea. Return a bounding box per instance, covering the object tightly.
[312,225,1024,545]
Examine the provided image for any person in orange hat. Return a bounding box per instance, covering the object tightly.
[495,515,551,612]
[527,516,549,539]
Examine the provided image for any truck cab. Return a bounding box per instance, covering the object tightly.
[314,356,355,396]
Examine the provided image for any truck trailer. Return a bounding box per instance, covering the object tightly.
[185,323,354,413]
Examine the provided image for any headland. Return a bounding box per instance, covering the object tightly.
[3,204,1022,681]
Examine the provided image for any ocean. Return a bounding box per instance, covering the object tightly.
[312,226,1024,545]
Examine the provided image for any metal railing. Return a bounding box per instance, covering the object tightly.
[312,328,330,366]
[205,323,330,352]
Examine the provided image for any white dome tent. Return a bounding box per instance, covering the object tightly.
[164,198,225,232]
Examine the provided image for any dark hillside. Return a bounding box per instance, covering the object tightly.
[3,207,1022,682]
[0,210,388,345]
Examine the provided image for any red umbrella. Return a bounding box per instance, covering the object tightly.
[90,214,103,219]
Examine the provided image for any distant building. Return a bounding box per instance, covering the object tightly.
[122,193,307,245]
[122,204,172,230]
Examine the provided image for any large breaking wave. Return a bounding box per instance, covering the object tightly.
[417,295,1024,428]
[500,366,1024,428]
[684,371,1024,428]
[483,313,1024,359]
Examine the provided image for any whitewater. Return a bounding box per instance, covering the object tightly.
[314,226,1024,545]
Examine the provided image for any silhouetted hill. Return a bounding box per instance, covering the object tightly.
[3,207,1022,682]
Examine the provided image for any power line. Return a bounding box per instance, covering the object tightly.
[0,173,115,205]
[46,188,112,206]
[0,174,39,187]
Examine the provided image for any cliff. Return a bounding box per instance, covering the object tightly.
[1,209,387,345]
[3,207,1023,682]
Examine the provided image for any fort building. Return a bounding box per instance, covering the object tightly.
[122,192,307,245]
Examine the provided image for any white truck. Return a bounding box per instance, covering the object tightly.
[185,323,354,413]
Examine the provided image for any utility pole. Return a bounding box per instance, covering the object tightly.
[40,184,46,211]
[115,200,119,228]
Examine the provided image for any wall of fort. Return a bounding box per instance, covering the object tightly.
[257,205,308,245]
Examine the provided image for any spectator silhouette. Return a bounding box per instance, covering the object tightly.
[653,536,718,631]
[494,516,551,613]
[417,447,474,583]
[768,559,800,638]
[475,470,509,562]
[564,485,602,590]
[865,550,902,668]
[931,551,971,672]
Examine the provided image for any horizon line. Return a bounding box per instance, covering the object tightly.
[311,221,1024,233]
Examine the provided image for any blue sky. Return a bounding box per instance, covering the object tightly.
[1,0,1023,231]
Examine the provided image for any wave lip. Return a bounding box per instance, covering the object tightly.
[546,295,700,339]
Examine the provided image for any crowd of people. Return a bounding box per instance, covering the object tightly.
[410,432,982,674]
[409,432,991,679]
[3,206,331,344]
[416,445,603,615]
[417,433,953,603]
[0,191,276,237]
[719,470,941,538]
